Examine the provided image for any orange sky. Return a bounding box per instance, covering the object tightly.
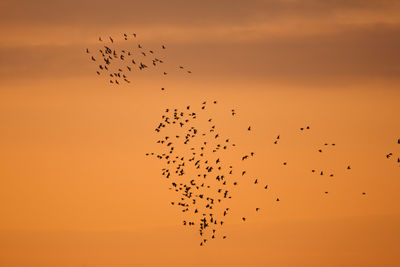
[0,1,399,266]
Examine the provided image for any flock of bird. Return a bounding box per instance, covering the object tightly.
[86,34,399,246]
[86,33,191,86]
[146,101,263,244]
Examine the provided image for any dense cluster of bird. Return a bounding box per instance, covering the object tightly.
[85,33,400,246]
[145,101,264,245]
[85,33,191,87]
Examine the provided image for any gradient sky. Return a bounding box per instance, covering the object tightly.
[0,1,399,266]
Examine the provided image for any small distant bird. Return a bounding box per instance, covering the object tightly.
[162,45,166,49]
[347,165,351,170]
[161,88,165,91]
[248,126,251,131]
[256,208,259,211]
[242,217,246,222]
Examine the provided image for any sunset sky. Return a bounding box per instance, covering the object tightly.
[0,1,399,266]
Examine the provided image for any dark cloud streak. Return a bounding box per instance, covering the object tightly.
[1,0,399,28]
[1,24,399,86]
